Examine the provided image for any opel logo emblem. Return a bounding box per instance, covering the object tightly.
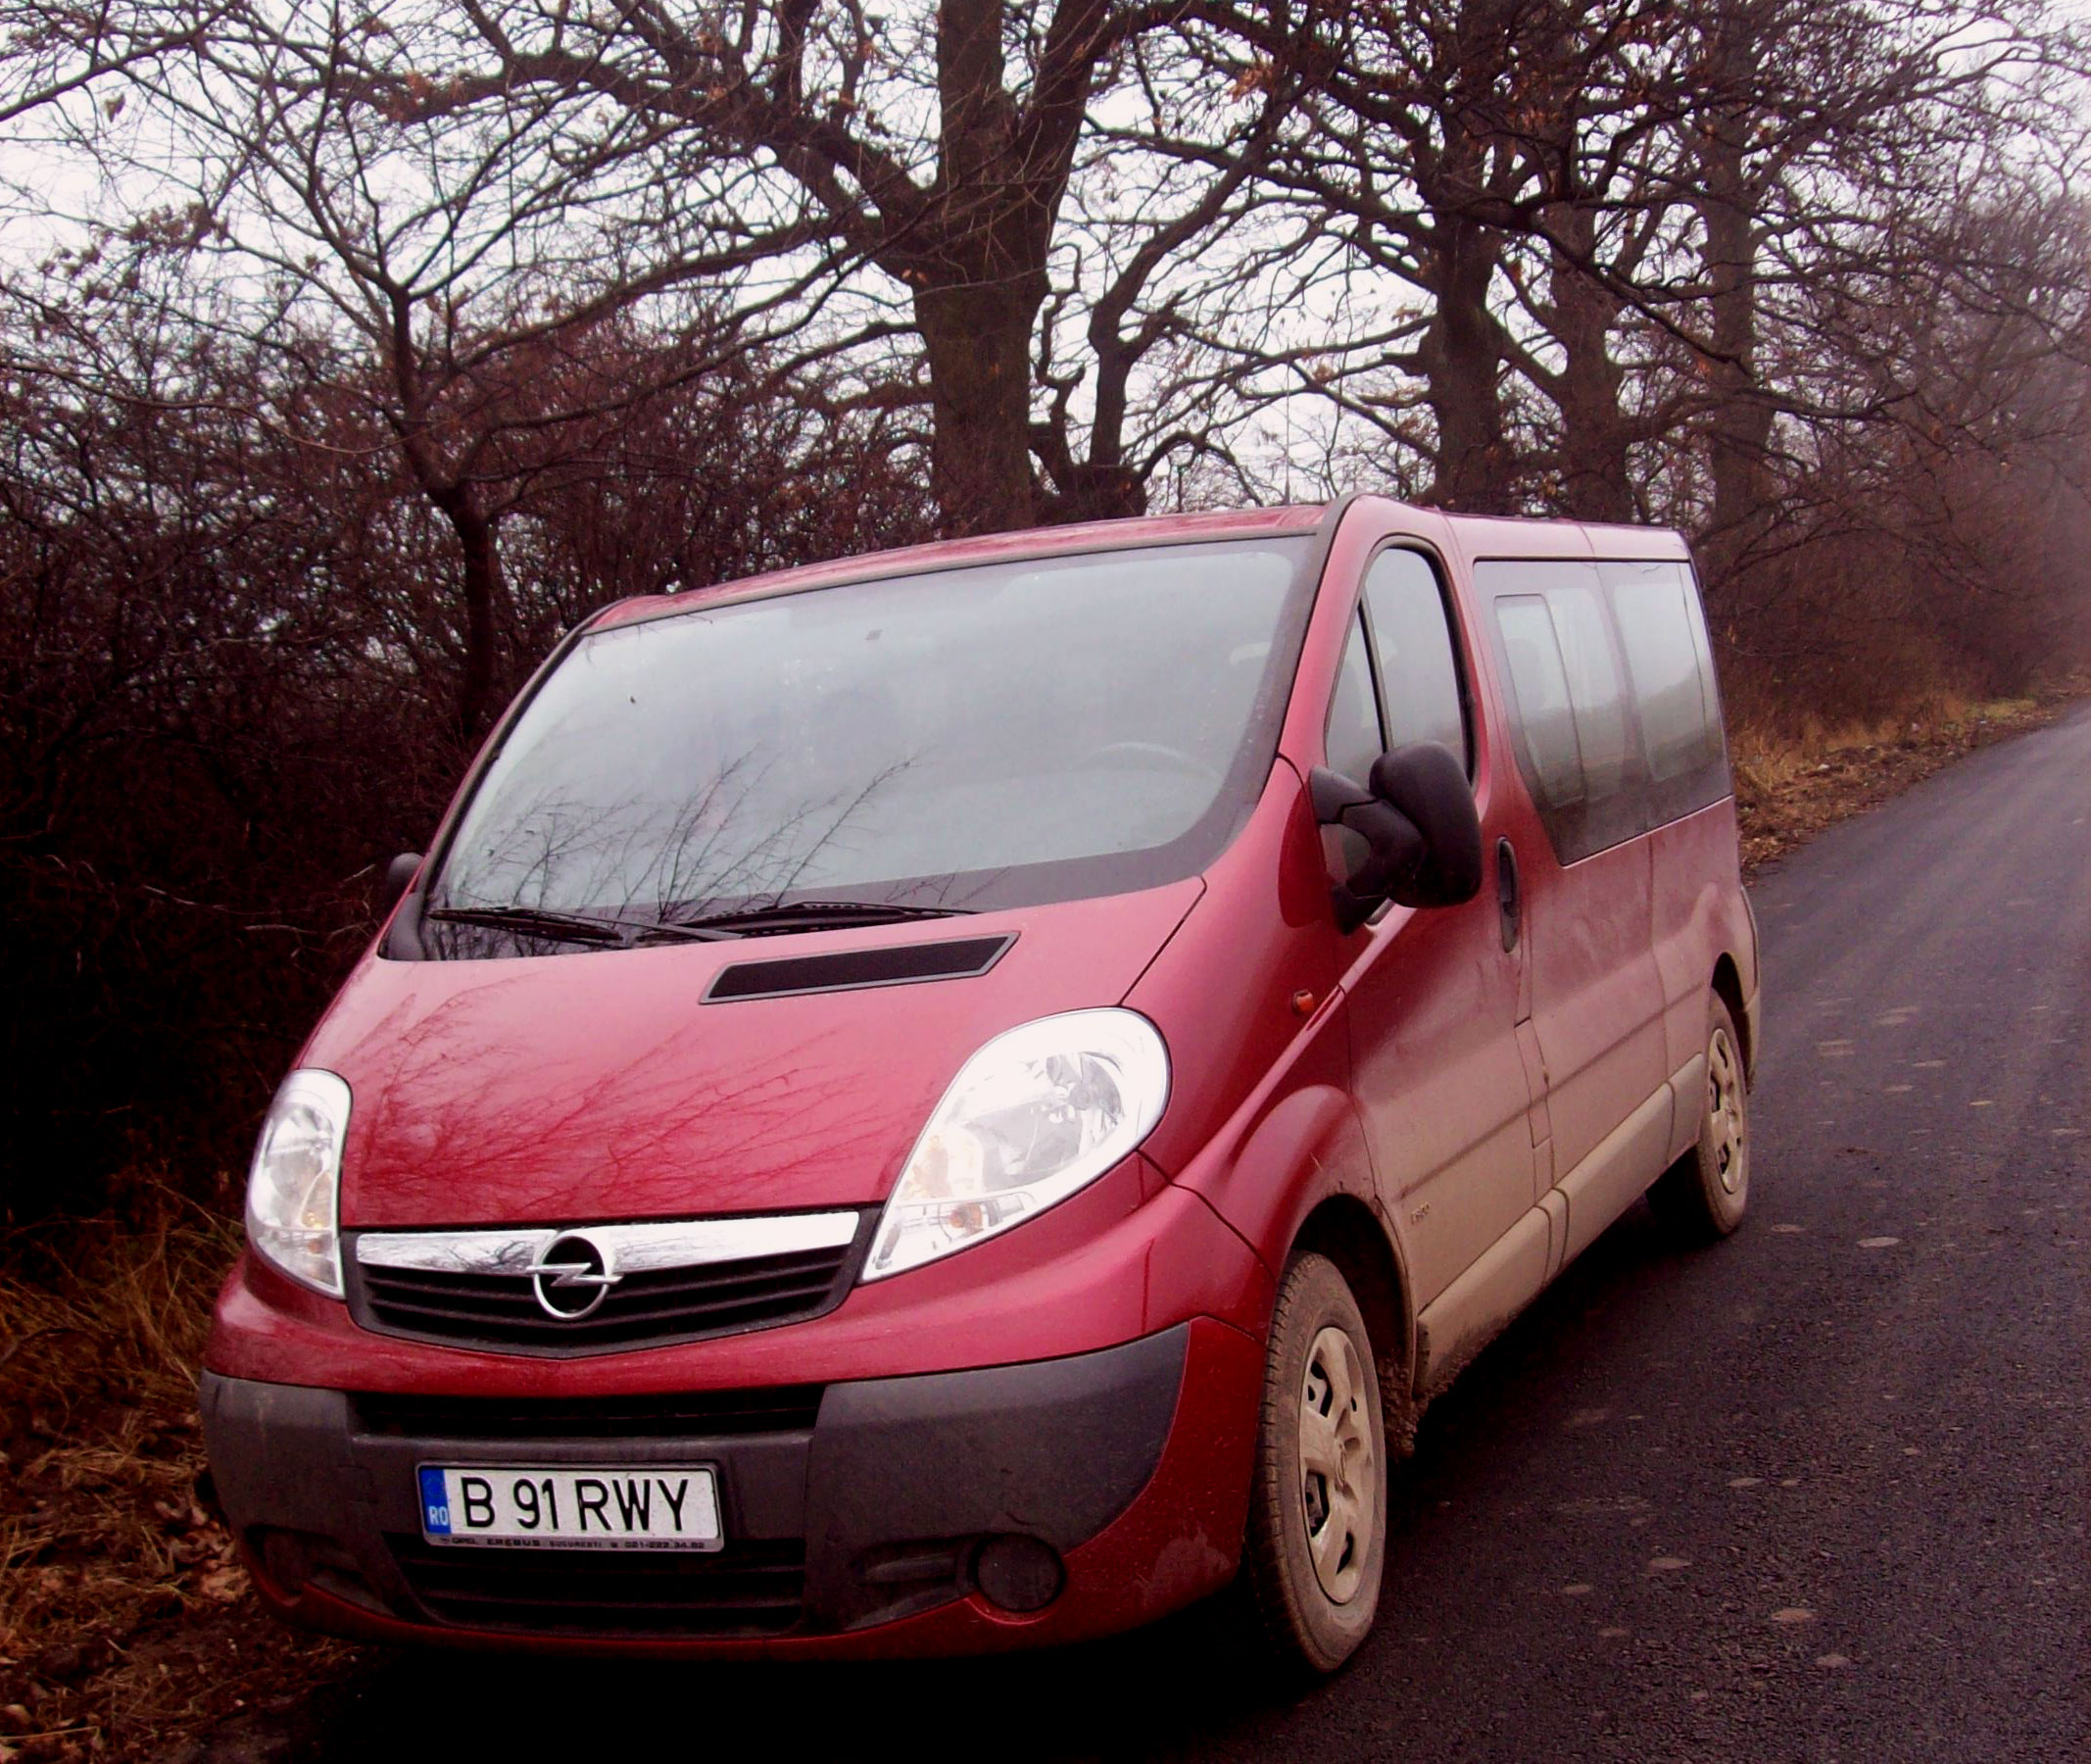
[527,1232,621,1320]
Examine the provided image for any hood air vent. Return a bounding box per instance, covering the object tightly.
[704,933,1015,1004]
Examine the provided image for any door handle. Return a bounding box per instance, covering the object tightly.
[1496,837,1521,953]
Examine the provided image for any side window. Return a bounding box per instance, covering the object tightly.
[1607,563,1713,781]
[1362,549,1469,766]
[1482,559,1647,863]
[1491,595,1583,810]
[1544,579,1632,803]
[1325,612,1385,783]
[1603,560,1731,825]
[1680,566,1727,750]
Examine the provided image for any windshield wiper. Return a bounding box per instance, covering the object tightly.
[423,905,737,946]
[425,899,967,950]
[648,900,976,939]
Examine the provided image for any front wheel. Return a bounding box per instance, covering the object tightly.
[1239,1252,1387,1677]
[1649,995,1750,1242]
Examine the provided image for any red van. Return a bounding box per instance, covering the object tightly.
[203,495,1759,1674]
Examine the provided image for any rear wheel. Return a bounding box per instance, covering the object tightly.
[1240,1252,1386,1677]
[1649,995,1750,1242]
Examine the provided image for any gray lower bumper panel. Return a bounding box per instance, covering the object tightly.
[200,1324,1188,1640]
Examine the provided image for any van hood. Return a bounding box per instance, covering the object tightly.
[313,883,1202,1229]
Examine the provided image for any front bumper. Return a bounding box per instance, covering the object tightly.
[202,1316,1262,1658]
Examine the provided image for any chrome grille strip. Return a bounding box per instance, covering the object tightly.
[354,1210,860,1276]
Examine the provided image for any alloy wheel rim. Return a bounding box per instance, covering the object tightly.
[1298,1324,1376,1603]
[1708,1026,1745,1195]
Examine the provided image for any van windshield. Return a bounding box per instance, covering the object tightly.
[422,537,1313,954]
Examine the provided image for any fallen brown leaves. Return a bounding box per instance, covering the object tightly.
[1732,683,2083,878]
[0,1189,353,1761]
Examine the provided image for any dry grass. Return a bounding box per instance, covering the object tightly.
[0,1188,352,1761]
[1732,687,2009,787]
[1728,685,2076,874]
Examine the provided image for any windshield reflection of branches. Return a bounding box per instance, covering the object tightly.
[421,540,1307,951]
[694,757,915,915]
[441,746,926,923]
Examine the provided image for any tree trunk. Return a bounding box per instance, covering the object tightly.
[1546,203,1635,521]
[1701,191,1771,577]
[914,276,1044,536]
[386,284,504,743]
[427,483,502,743]
[1697,24,1774,595]
[1419,213,1510,512]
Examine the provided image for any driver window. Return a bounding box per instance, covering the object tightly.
[1325,612,1385,783]
[1363,549,1470,768]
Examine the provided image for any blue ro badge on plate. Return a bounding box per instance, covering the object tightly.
[418,1465,453,1537]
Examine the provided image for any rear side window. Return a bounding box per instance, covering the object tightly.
[1482,561,1642,863]
[1491,596,1582,811]
[1484,555,1733,863]
[1363,550,1469,765]
[1544,578,1632,802]
[1603,561,1730,824]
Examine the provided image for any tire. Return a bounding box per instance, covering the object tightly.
[1649,995,1750,1243]
[1240,1252,1387,1678]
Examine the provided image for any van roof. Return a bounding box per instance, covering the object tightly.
[586,496,1689,630]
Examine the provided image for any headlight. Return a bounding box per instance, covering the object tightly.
[863,1009,1169,1282]
[246,1069,351,1298]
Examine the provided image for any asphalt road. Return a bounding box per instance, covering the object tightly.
[286,707,2089,1764]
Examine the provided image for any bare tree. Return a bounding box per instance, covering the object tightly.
[413,2,1361,533]
[26,1,916,733]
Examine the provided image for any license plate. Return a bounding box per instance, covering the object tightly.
[417,1464,722,1551]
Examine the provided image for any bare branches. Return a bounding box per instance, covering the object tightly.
[0,0,212,128]
[6,1,2089,584]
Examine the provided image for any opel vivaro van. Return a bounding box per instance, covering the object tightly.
[203,495,1759,1674]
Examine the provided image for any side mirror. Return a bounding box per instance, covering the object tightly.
[1310,742,1482,931]
[1368,743,1483,908]
[375,851,422,922]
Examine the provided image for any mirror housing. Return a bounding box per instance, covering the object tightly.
[1310,742,1482,931]
[375,851,421,922]
[1310,767,1422,932]
[1368,743,1483,908]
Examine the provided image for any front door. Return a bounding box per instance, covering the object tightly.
[1332,545,1540,1313]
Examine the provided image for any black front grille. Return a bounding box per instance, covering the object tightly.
[352,1385,824,1442]
[387,1534,805,1637]
[351,1233,862,1355]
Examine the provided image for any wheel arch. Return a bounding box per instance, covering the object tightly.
[1290,1194,1417,1456]
[1170,1040,1420,1447]
[1712,953,1754,1084]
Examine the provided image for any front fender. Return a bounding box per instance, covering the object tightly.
[1169,994,1412,1359]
